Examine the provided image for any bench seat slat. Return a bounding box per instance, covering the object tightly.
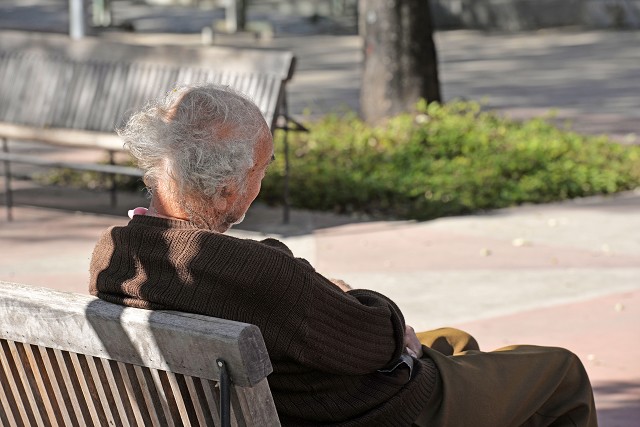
[50,348,86,426]
[2,57,30,124]
[0,369,19,427]
[0,340,30,426]
[2,337,272,427]
[150,369,177,427]
[98,358,131,426]
[98,62,128,132]
[166,371,194,426]
[35,346,75,427]
[115,361,147,427]
[185,375,210,426]
[23,344,59,425]
[68,352,104,425]
[132,364,163,427]
[86,355,120,426]
[200,376,222,425]
[72,62,100,131]
[7,340,48,426]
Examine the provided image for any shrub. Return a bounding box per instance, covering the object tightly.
[35,100,640,221]
[258,101,640,220]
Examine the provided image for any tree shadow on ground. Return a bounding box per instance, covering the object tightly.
[593,380,640,427]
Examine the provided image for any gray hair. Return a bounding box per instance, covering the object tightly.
[118,83,267,217]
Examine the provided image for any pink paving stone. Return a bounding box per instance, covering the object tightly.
[314,222,640,273]
[0,207,128,294]
[452,290,640,427]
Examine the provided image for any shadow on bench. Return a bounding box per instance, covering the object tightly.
[0,281,281,426]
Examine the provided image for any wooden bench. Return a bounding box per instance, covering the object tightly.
[0,280,281,426]
[0,30,296,221]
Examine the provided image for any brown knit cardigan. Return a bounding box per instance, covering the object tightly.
[89,215,437,426]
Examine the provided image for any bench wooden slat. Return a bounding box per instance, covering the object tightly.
[6,340,48,426]
[131,364,163,426]
[1,56,28,124]
[0,123,123,150]
[200,376,222,425]
[14,57,40,128]
[0,363,19,426]
[50,348,86,426]
[115,362,145,426]
[115,62,144,130]
[35,347,75,427]
[96,61,126,132]
[71,63,97,131]
[0,55,10,121]
[184,375,209,426]
[98,358,130,426]
[0,340,30,426]
[47,59,72,130]
[3,343,237,427]
[22,344,58,425]
[0,50,289,135]
[86,356,119,426]
[67,352,102,425]
[0,151,143,177]
[32,60,59,129]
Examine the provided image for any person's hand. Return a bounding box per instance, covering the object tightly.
[330,278,352,292]
[404,325,423,358]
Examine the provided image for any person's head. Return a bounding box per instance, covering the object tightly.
[118,83,274,232]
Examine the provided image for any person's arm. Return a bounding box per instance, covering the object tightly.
[330,278,423,358]
[253,238,410,374]
[290,282,407,375]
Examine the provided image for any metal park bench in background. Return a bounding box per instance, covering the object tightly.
[0,30,296,221]
[0,281,281,426]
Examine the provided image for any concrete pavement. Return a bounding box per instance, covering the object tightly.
[1,2,640,425]
[1,187,638,426]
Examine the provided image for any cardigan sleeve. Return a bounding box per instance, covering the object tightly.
[291,273,407,375]
[249,238,408,375]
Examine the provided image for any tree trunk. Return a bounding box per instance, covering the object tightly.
[360,0,441,123]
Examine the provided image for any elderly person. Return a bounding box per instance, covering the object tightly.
[90,84,597,426]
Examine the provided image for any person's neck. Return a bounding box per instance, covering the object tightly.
[148,197,229,233]
[148,198,189,221]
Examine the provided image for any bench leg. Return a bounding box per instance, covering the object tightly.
[277,90,309,225]
[280,93,291,225]
[108,151,117,208]
[283,121,291,225]
[217,359,231,427]
[2,138,13,222]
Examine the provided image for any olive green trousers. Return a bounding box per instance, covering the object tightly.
[412,328,598,427]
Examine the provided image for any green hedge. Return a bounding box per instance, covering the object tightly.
[35,100,640,221]
[258,101,640,220]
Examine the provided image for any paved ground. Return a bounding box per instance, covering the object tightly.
[1,1,639,425]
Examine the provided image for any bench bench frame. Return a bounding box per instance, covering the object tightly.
[0,30,303,222]
[0,280,281,426]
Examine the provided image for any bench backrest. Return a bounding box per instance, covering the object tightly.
[0,31,295,149]
[0,281,280,426]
